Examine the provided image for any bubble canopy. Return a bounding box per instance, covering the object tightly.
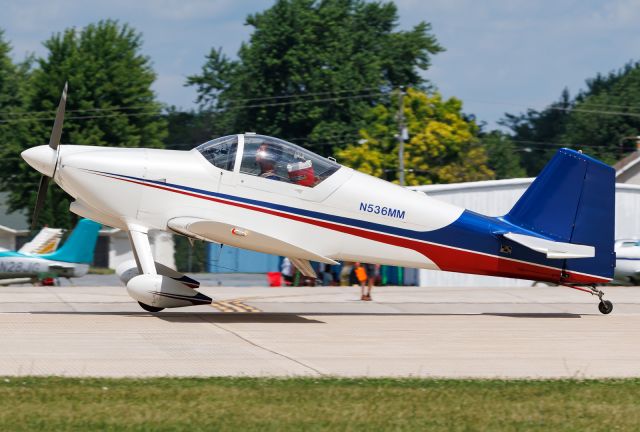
[196,134,340,187]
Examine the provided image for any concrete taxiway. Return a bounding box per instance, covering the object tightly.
[0,282,639,378]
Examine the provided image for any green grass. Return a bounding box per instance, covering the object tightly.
[1,377,639,431]
[88,267,115,275]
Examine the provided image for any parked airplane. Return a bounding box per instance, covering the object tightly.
[0,218,101,285]
[21,85,616,313]
[613,239,640,285]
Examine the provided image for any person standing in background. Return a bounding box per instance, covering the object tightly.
[362,263,380,301]
[281,257,294,286]
[354,262,368,300]
[339,262,354,286]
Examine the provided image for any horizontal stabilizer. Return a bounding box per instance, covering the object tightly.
[503,232,594,259]
[289,258,317,278]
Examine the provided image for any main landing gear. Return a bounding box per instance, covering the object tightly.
[563,284,613,315]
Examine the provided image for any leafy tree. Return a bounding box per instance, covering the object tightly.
[0,31,26,122]
[174,236,206,273]
[500,62,640,173]
[0,20,167,228]
[560,62,640,165]
[0,31,33,227]
[187,0,443,154]
[499,88,572,175]
[164,108,218,151]
[481,131,526,179]
[337,88,494,186]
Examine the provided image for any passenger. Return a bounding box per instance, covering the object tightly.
[287,159,316,186]
[255,142,286,181]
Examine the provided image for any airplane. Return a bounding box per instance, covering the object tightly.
[21,85,616,313]
[0,218,101,285]
[612,239,640,285]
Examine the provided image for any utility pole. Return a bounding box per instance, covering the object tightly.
[397,87,407,186]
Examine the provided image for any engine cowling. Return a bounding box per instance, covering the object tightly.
[116,259,200,288]
[126,274,212,309]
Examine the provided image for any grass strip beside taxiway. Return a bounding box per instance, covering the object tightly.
[0,377,638,431]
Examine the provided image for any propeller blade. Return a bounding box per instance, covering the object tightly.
[31,176,50,230]
[48,82,68,150]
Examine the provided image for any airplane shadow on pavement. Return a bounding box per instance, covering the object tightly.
[482,312,582,318]
[30,311,326,324]
[29,311,584,322]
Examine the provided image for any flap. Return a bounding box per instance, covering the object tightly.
[168,217,338,265]
[503,232,595,259]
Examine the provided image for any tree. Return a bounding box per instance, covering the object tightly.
[164,108,218,151]
[499,88,572,176]
[337,88,494,186]
[0,20,167,228]
[187,0,443,154]
[0,31,33,227]
[481,131,526,179]
[0,30,26,123]
[560,62,640,165]
[500,62,640,172]
[174,237,206,273]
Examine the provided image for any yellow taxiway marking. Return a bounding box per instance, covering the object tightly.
[210,300,261,313]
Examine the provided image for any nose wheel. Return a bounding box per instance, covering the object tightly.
[562,284,613,314]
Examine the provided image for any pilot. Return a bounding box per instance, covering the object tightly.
[255,142,284,181]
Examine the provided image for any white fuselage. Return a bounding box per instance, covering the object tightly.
[54,144,463,270]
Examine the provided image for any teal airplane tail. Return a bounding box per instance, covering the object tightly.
[39,218,101,264]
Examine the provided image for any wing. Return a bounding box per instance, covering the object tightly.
[168,216,338,265]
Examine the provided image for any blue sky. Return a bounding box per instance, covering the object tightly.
[0,0,638,129]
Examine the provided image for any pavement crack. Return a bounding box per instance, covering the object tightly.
[203,317,326,376]
[45,286,78,312]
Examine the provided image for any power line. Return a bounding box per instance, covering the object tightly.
[465,98,640,112]
[207,87,385,104]
[0,92,390,124]
[3,89,640,126]
[0,87,389,118]
[0,105,152,117]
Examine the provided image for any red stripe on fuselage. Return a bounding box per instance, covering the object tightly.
[98,173,608,284]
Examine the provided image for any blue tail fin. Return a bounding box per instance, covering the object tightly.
[503,148,615,280]
[39,219,102,264]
